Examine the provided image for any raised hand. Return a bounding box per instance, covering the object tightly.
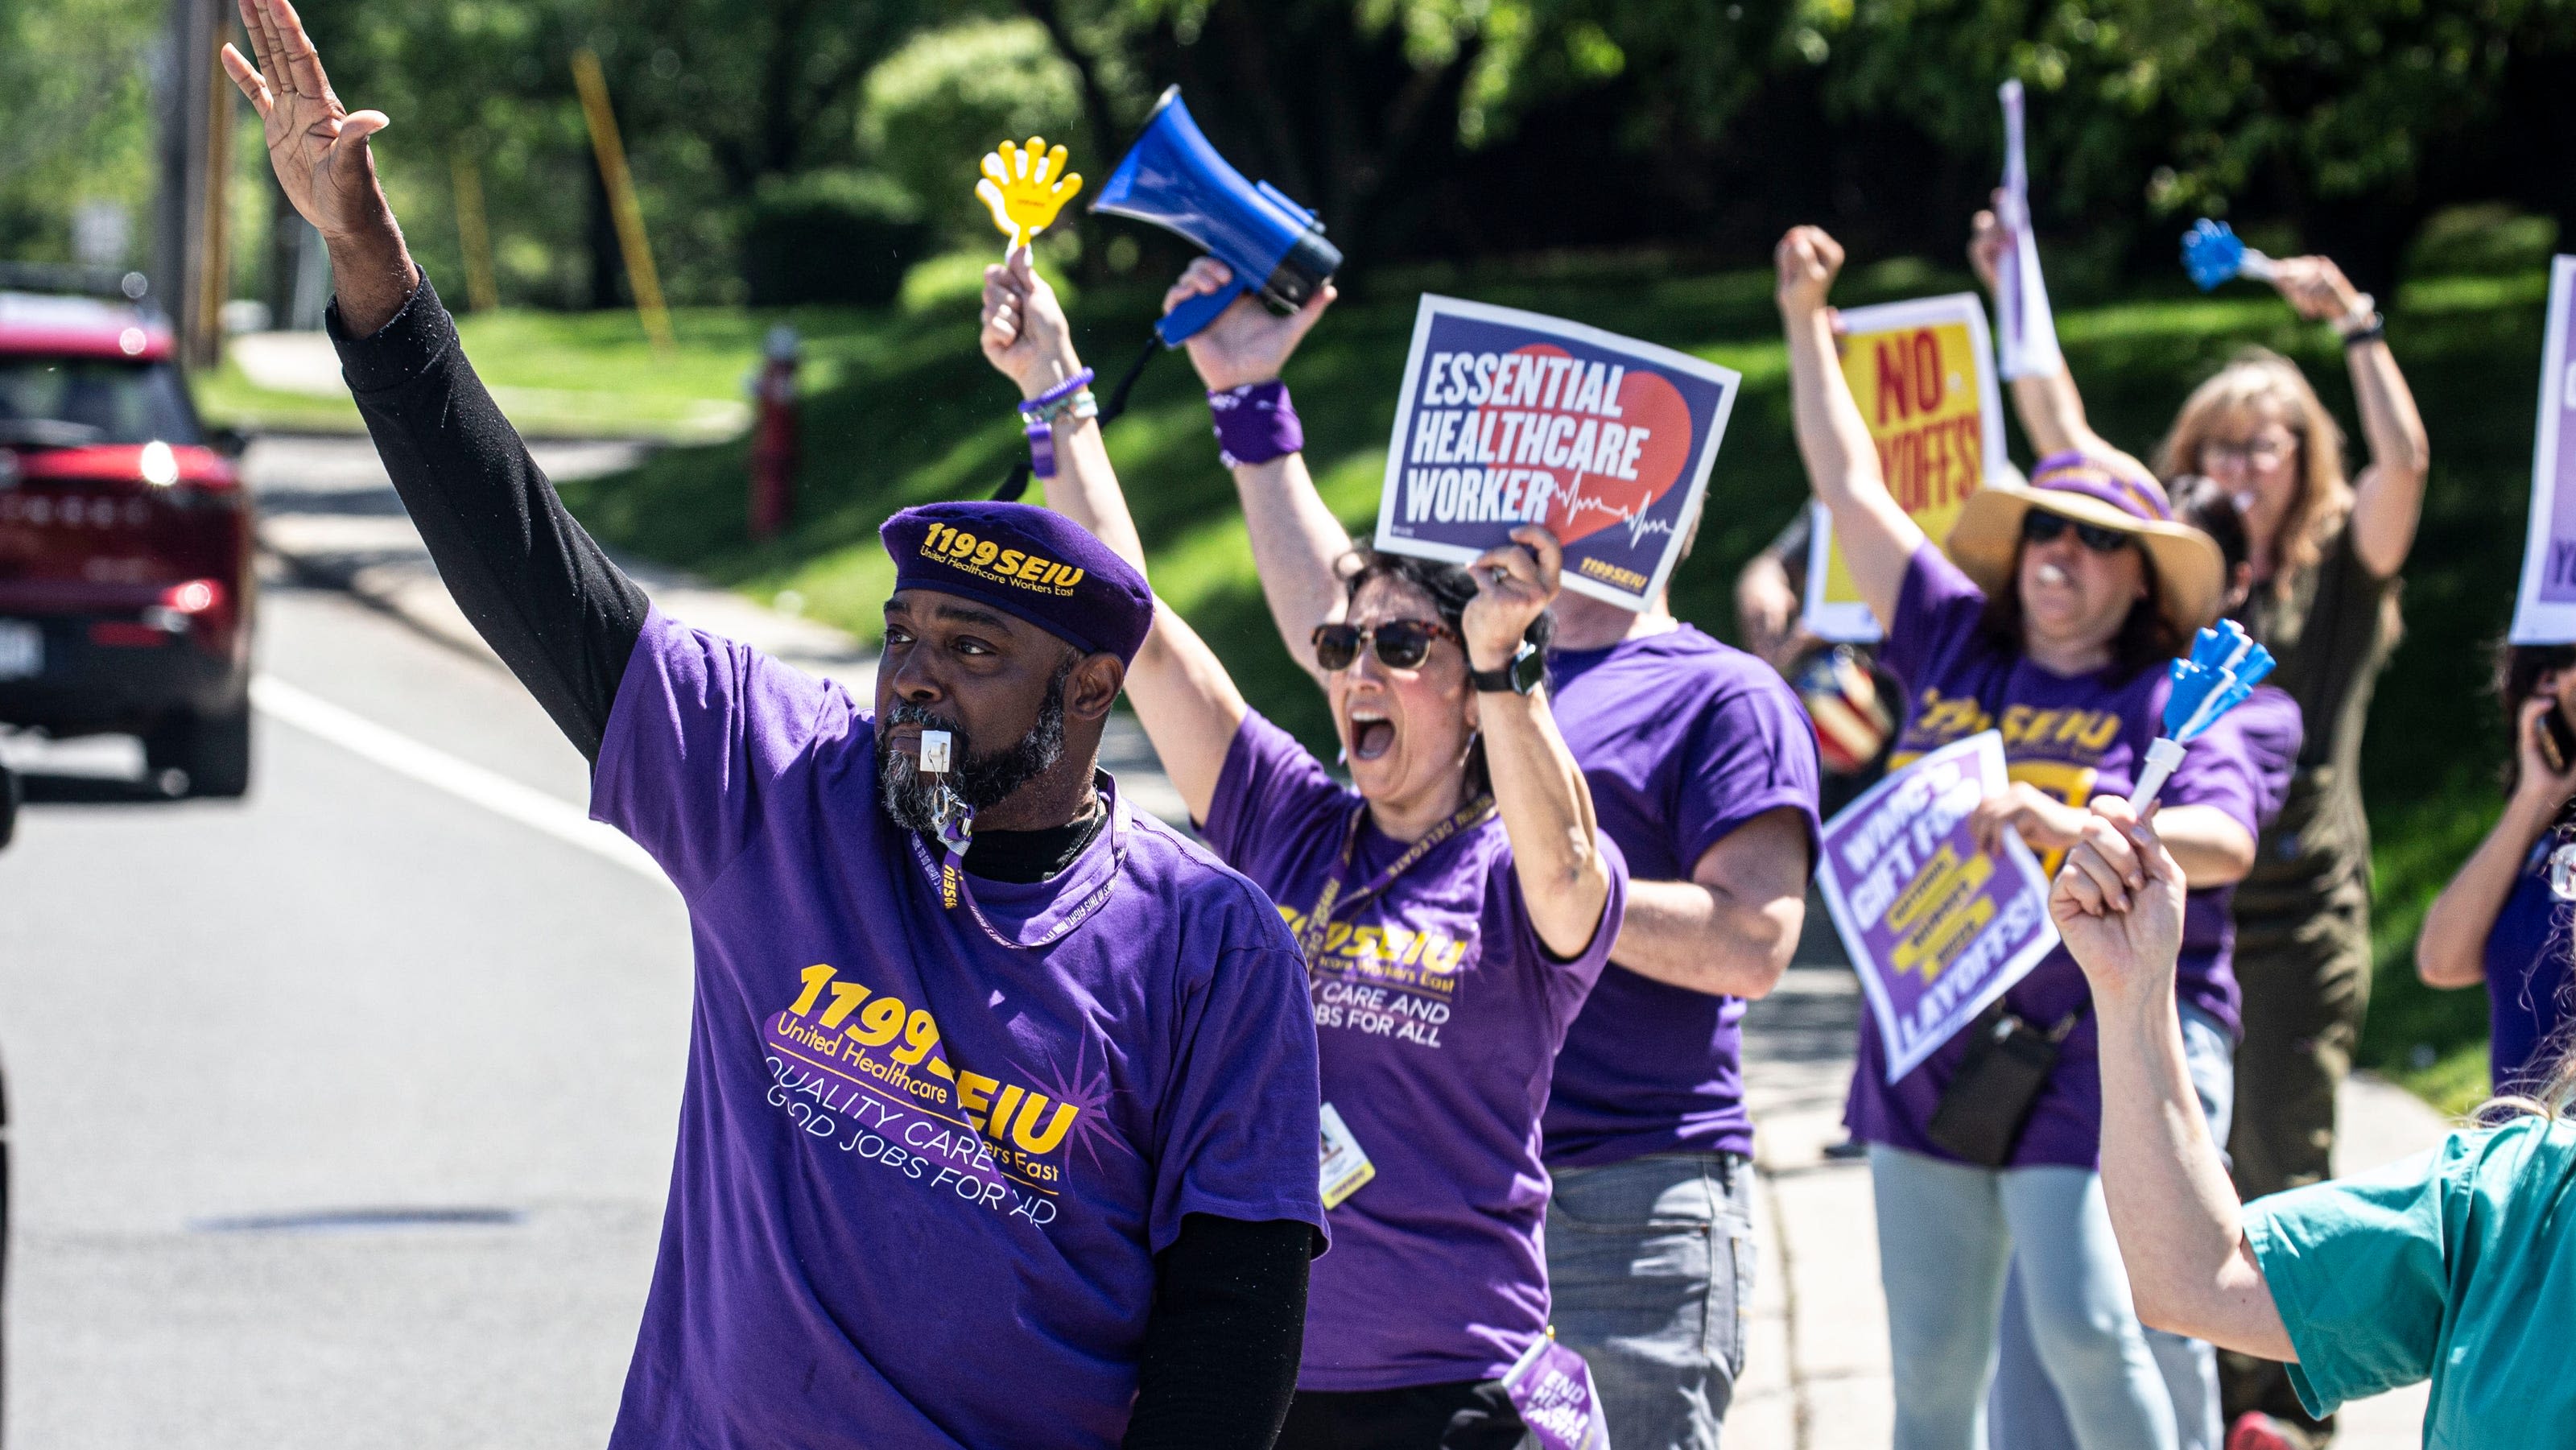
[1774,225,1845,316]
[2050,796,2186,1005]
[1462,526,1563,671]
[1967,196,2006,293]
[976,138,1083,254]
[980,246,1084,401]
[1162,258,1336,394]
[221,0,414,330]
[2267,254,2372,326]
[221,0,390,242]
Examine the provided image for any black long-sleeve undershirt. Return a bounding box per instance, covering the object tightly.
[328,275,1310,1448]
[328,279,645,762]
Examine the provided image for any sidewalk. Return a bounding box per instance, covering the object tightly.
[242,434,1189,826]
[1735,919,2450,1450]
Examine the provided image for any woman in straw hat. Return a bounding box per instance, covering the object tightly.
[1779,225,2268,1450]
[1967,212,2429,1450]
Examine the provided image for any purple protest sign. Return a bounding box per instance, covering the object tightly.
[2510,255,2576,642]
[1373,295,1741,610]
[1814,730,2060,1082]
[1501,1330,1611,1450]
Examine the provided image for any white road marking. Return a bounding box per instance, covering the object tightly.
[250,673,668,886]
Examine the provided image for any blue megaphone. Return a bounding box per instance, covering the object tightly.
[1092,86,1343,345]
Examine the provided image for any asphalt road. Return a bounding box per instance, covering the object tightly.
[0,572,691,1446]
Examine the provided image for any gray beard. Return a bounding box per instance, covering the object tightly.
[877,665,1072,837]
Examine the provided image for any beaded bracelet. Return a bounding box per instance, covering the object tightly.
[1019,367,1096,479]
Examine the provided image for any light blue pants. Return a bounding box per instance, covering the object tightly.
[1868,1138,2175,1450]
[1545,1151,1755,1450]
[1990,1006,2237,1450]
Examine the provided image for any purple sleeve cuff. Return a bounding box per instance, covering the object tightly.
[1209,379,1303,469]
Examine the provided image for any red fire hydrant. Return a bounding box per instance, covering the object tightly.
[749,324,802,541]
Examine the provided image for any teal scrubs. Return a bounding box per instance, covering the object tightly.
[2244,1114,2576,1447]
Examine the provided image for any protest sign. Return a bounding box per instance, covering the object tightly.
[1802,294,2007,641]
[1501,1330,1610,1450]
[1815,730,2060,1082]
[1373,295,1741,609]
[2509,255,2576,644]
[1994,80,2063,380]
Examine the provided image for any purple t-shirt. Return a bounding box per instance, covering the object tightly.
[2179,684,2302,1035]
[1843,547,2264,1170]
[1203,710,1628,1390]
[2484,838,2574,1096]
[1540,626,1822,1166]
[589,611,1327,1450]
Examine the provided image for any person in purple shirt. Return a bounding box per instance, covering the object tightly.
[2416,642,2576,1096]
[982,250,1627,1448]
[224,9,1325,1446]
[1779,224,2264,1450]
[1990,476,2304,1450]
[1137,254,1823,1450]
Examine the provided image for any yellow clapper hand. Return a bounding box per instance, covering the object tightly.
[976,137,1083,253]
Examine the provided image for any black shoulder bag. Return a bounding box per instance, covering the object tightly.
[1925,1000,2089,1168]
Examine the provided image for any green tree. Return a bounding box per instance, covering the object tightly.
[0,0,160,266]
[861,18,1085,244]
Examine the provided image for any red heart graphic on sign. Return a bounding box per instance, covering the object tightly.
[1469,346,1695,547]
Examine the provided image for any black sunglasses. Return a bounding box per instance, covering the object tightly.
[1311,618,1459,672]
[2021,510,2135,554]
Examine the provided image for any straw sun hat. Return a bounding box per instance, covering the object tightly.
[1945,452,2225,642]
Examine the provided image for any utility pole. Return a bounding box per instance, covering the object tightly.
[153,0,228,361]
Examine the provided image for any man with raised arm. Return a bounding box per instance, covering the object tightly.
[218,4,1324,1445]
[986,250,1817,1449]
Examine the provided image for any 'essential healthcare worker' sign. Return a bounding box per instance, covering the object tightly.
[1373,295,1740,610]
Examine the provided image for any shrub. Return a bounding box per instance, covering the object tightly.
[860,18,1084,247]
[741,170,928,307]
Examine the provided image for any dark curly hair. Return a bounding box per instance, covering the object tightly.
[1336,547,1557,795]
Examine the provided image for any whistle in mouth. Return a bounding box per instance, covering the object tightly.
[920,729,953,775]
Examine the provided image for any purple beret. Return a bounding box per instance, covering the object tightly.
[880,502,1155,664]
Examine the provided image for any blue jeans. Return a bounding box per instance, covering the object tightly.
[1544,1151,1754,1450]
[1868,1142,2174,1450]
[1989,1005,2236,1450]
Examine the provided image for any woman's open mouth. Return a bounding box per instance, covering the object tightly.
[1349,708,1397,762]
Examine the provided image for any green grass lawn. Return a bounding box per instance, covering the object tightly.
[545,254,2554,1100]
[195,301,908,440]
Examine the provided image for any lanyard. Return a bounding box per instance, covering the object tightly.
[906,787,1125,952]
[1295,794,1495,970]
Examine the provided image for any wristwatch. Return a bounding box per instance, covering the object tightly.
[1471,642,1546,696]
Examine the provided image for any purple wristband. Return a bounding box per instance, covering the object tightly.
[1208,379,1302,469]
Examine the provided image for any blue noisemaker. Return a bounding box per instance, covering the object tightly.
[1092,86,1344,345]
[2180,218,2277,293]
[2130,621,2277,808]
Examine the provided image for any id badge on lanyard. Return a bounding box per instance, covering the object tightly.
[906,730,1123,952]
[1294,795,1494,972]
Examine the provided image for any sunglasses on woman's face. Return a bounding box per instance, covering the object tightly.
[1311,618,1458,672]
[2021,510,2136,554]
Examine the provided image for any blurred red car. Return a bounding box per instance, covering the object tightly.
[0,281,254,796]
